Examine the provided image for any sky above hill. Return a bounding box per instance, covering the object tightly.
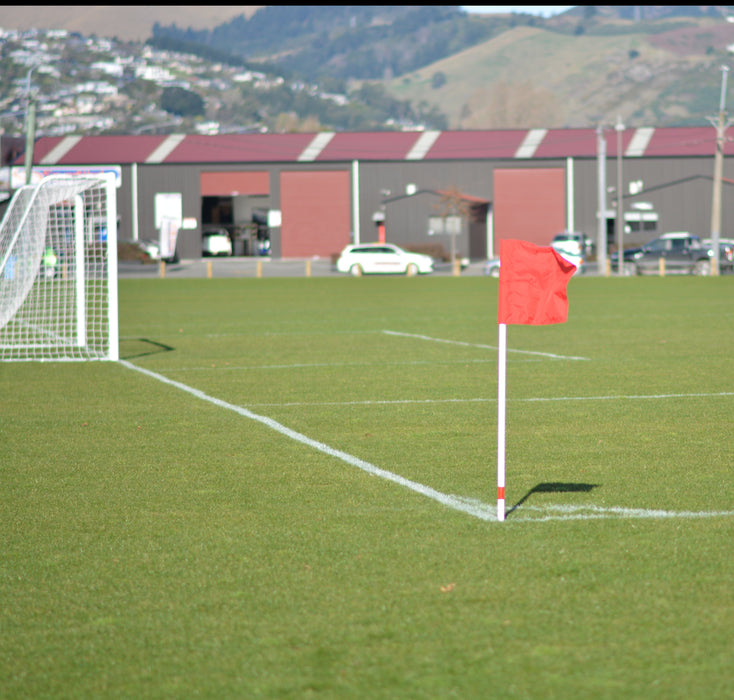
[462,6,572,16]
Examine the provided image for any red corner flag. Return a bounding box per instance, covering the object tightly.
[497,239,576,325]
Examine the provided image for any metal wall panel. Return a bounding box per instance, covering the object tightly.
[357,160,495,258]
[136,164,201,258]
[570,156,732,252]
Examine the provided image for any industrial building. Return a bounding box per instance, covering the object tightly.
[14,127,734,261]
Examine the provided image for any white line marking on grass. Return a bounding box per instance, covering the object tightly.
[512,504,734,522]
[119,360,734,524]
[245,391,734,408]
[250,398,495,408]
[518,391,734,402]
[164,358,499,372]
[383,330,590,361]
[119,360,497,522]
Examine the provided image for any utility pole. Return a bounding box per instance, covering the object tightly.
[707,65,731,276]
[24,65,38,185]
[615,115,624,275]
[596,124,608,275]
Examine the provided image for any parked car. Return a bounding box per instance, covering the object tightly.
[336,243,433,276]
[702,238,734,273]
[551,231,591,258]
[137,239,160,260]
[484,248,583,277]
[202,228,232,257]
[484,258,502,277]
[614,232,714,275]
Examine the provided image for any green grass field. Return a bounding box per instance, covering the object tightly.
[2,275,734,698]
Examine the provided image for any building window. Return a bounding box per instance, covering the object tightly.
[625,210,658,235]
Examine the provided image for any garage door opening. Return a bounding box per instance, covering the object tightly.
[200,170,272,257]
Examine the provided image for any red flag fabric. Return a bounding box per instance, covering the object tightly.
[497,239,576,325]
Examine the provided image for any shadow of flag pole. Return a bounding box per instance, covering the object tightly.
[496,240,577,522]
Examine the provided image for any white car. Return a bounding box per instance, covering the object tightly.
[202,228,232,257]
[336,243,433,276]
[137,240,160,260]
[551,231,591,258]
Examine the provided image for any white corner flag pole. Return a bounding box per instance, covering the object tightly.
[497,322,507,521]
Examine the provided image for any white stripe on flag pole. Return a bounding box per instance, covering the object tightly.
[497,323,507,521]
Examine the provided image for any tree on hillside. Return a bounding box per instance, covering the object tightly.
[459,81,562,129]
[160,87,204,117]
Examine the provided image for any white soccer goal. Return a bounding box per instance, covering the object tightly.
[0,174,118,361]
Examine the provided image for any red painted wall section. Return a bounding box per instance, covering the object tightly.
[493,168,566,251]
[280,171,351,258]
[200,171,269,196]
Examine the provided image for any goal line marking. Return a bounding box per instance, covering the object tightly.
[238,391,734,408]
[382,329,591,361]
[382,330,589,360]
[120,360,734,524]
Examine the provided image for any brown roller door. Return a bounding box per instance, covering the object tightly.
[280,171,351,258]
[494,168,566,249]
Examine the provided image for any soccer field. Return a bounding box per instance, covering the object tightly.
[2,275,733,698]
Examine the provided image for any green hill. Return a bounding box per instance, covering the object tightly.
[385,18,734,128]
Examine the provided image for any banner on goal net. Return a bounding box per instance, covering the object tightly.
[0,174,118,361]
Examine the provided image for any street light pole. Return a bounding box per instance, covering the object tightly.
[708,65,731,276]
[615,115,624,275]
[24,65,38,185]
[596,124,608,275]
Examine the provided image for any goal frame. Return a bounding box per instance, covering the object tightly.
[0,174,118,362]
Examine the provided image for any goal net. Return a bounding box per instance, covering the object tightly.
[0,174,118,361]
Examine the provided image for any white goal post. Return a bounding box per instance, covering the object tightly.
[0,174,118,361]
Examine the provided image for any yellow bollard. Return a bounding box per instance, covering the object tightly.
[257,259,263,278]
[159,260,166,278]
[605,259,611,277]
[453,258,461,276]
[658,257,665,277]
[306,259,311,277]
[207,260,213,279]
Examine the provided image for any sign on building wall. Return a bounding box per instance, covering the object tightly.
[428,216,461,236]
[155,192,182,259]
[1,165,122,189]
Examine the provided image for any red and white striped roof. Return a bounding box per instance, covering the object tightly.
[27,127,732,166]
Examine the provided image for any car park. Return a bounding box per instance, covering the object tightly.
[202,228,232,257]
[617,232,714,275]
[336,243,433,276]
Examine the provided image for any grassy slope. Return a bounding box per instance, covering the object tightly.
[2,276,734,698]
[387,22,719,128]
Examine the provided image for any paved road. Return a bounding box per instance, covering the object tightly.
[119,257,613,279]
[118,258,495,279]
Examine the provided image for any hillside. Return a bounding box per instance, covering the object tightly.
[386,18,734,128]
[1,6,733,133]
[0,6,261,42]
